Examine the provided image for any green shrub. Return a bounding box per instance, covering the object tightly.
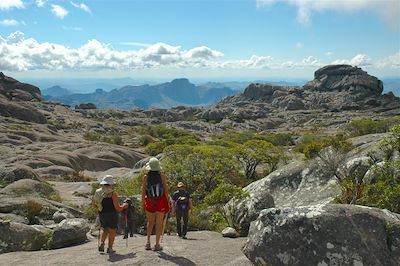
[294,134,319,153]
[357,161,400,213]
[144,141,166,156]
[114,176,142,197]
[84,131,124,145]
[139,134,155,146]
[344,117,400,137]
[83,205,98,221]
[204,182,249,231]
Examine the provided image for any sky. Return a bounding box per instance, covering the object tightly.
[0,0,399,82]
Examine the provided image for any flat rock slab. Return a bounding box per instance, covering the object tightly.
[0,231,252,266]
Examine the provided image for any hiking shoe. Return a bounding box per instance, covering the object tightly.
[123,235,128,239]
[182,236,187,239]
[106,248,116,254]
[145,243,151,250]
[153,244,163,251]
[98,243,105,252]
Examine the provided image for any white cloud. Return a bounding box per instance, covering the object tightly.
[331,54,372,67]
[256,0,400,30]
[70,2,91,14]
[62,26,84,31]
[119,42,151,47]
[0,0,24,10]
[296,42,303,49]
[376,52,400,69]
[51,4,68,19]
[325,51,333,57]
[36,0,46,7]
[0,31,398,73]
[0,19,19,26]
[184,46,224,59]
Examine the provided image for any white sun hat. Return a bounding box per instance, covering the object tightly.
[99,175,115,185]
[145,157,161,171]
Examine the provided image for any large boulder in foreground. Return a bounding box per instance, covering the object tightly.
[229,188,274,236]
[243,204,400,266]
[0,221,52,253]
[50,218,89,249]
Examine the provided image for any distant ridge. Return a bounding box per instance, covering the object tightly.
[44,78,237,109]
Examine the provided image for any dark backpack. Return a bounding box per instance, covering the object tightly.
[176,194,189,211]
[146,172,163,198]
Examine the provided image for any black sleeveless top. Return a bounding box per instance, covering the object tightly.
[101,196,116,213]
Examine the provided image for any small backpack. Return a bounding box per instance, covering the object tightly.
[146,172,163,198]
[176,195,189,211]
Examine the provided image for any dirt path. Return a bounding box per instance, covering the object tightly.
[0,231,252,266]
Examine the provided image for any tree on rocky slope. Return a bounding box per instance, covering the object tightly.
[303,134,353,182]
[231,140,285,180]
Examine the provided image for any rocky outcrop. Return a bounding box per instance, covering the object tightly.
[0,165,39,182]
[205,65,400,131]
[75,103,96,110]
[0,72,42,101]
[243,204,400,266]
[306,64,383,95]
[0,221,52,253]
[230,188,275,236]
[50,218,89,249]
[0,99,47,123]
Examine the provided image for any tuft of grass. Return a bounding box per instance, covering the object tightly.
[65,171,92,182]
[25,200,42,224]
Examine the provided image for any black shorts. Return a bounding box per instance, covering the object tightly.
[99,212,118,229]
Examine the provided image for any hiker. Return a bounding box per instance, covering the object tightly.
[92,175,128,254]
[172,181,192,239]
[141,157,170,251]
[122,198,135,239]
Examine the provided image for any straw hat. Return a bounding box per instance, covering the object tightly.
[177,181,185,188]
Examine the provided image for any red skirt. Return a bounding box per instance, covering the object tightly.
[144,194,170,213]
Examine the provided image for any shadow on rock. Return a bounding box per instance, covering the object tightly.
[107,252,136,262]
[158,251,196,266]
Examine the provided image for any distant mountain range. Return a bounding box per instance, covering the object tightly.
[43,78,237,109]
[41,77,399,110]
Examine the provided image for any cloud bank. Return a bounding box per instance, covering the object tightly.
[257,0,400,30]
[0,32,398,74]
[0,0,24,10]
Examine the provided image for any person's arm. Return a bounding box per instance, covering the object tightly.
[111,192,128,212]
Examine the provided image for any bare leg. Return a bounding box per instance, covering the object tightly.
[155,212,164,246]
[100,228,108,244]
[146,211,156,245]
[108,228,116,249]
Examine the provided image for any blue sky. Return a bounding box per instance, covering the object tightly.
[0,0,399,81]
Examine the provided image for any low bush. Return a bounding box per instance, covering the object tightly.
[344,117,400,137]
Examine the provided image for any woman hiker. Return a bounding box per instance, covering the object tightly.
[92,175,128,254]
[141,157,171,251]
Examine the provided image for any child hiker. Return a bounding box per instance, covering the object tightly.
[122,198,135,239]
